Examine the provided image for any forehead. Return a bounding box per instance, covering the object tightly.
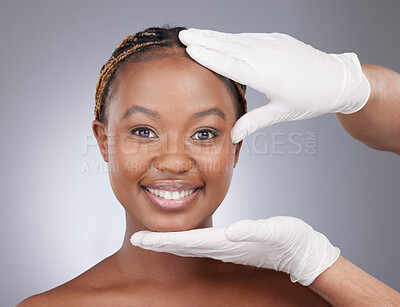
[108,55,237,122]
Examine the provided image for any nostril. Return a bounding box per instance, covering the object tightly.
[153,155,196,173]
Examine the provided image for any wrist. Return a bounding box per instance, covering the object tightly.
[289,227,341,287]
[335,53,371,114]
[309,255,400,306]
[290,246,341,286]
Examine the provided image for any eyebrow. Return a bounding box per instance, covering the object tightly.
[191,108,226,121]
[121,106,226,121]
[121,106,160,120]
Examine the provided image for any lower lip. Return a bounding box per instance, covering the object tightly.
[142,187,202,212]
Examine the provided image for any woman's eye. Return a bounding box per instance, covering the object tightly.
[191,129,218,141]
[130,127,158,138]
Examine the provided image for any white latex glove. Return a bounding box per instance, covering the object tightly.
[130,216,341,286]
[178,28,371,143]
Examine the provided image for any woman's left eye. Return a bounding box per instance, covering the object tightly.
[191,129,218,141]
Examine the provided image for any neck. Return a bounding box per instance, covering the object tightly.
[112,212,226,284]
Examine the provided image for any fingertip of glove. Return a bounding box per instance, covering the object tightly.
[130,234,141,246]
[130,231,148,246]
[230,125,246,144]
[230,130,244,144]
[178,29,191,46]
[179,28,206,46]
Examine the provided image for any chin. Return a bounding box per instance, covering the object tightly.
[140,213,213,233]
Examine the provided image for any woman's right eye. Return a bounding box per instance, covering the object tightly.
[130,127,158,139]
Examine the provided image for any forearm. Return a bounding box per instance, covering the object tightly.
[309,256,400,306]
[336,64,400,155]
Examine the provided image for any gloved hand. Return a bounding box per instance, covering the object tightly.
[130,216,341,286]
[178,28,371,143]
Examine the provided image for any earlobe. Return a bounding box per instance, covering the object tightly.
[233,141,242,168]
[92,120,108,162]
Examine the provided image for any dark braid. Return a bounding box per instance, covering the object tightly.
[94,26,247,123]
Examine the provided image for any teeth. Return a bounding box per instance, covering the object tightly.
[146,188,196,200]
[164,191,172,200]
[172,191,179,200]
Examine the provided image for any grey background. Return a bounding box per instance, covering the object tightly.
[1,0,399,305]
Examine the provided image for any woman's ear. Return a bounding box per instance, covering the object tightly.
[92,120,108,162]
[233,140,242,168]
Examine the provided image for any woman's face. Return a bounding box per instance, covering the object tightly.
[93,53,241,232]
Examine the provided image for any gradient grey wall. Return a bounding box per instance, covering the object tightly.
[1,0,399,305]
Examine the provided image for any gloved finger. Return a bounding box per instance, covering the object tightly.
[225,219,274,242]
[130,226,227,250]
[135,240,248,259]
[186,28,233,36]
[132,228,258,265]
[234,32,279,41]
[238,32,296,42]
[226,216,307,244]
[185,45,255,87]
[130,227,253,262]
[180,28,237,46]
[129,230,153,246]
[183,28,278,43]
[131,242,215,258]
[180,30,257,60]
[230,101,289,143]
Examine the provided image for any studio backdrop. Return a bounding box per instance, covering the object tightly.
[1,1,399,306]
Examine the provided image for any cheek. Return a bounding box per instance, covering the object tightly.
[108,132,156,171]
[107,133,154,196]
[195,136,236,197]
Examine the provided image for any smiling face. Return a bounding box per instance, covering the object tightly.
[92,52,241,232]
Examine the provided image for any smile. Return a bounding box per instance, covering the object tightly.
[141,181,203,212]
[146,188,196,200]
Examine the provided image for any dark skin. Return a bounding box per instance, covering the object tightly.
[336,64,400,155]
[18,52,330,306]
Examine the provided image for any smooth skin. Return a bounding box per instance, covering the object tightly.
[310,256,400,306]
[337,64,400,155]
[17,51,331,306]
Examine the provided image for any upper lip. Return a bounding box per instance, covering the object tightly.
[141,180,203,192]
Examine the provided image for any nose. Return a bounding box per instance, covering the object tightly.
[153,132,195,174]
[154,153,195,174]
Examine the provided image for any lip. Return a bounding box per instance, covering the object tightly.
[142,180,203,192]
[141,181,204,212]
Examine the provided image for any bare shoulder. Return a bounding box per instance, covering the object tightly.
[16,294,51,307]
[17,254,120,307]
[16,277,93,307]
[16,288,76,307]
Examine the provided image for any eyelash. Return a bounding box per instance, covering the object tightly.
[191,129,219,141]
[130,126,158,139]
[129,127,219,141]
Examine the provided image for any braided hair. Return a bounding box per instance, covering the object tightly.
[94,26,247,124]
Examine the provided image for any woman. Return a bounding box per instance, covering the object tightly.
[18,26,334,306]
